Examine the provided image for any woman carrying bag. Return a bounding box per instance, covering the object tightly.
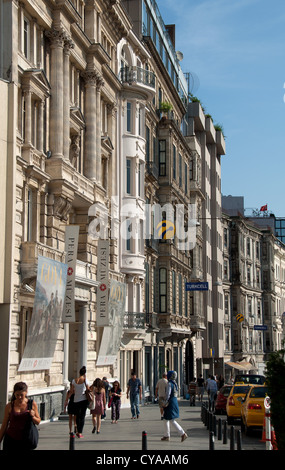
[0,382,41,450]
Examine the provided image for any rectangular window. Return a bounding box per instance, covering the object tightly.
[159,268,167,313]
[127,102,132,132]
[126,158,131,194]
[126,219,131,251]
[172,271,176,314]
[172,144,176,180]
[185,163,187,194]
[179,274,182,315]
[159,140,166,176]
[179,153,182,187]
[23,18,30,59]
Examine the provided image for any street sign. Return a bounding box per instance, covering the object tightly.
[254,325,268,331]
[185,282,209,291]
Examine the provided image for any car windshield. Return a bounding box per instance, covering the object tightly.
[235,375,265,385]
[249,387,269,398]
[232,386,251,394]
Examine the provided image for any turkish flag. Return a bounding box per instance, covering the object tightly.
[260,205,267,211]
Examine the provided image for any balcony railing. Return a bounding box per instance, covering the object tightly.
[123,311,158,330]
[120,66,156,89]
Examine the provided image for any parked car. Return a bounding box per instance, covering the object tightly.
[214,385,232,415]
[241,385,269,435]
[234,374,265,385]
[226,384,251,424]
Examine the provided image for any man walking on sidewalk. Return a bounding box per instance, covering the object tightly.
[127,372,142,419]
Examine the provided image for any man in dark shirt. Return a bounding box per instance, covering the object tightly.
[126,372,142,419]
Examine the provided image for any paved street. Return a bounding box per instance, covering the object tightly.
[34,399,267,452]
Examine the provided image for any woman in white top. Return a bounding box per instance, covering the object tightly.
[70,366,90,438]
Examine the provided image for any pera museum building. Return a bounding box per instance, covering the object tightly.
[0,0,283,419]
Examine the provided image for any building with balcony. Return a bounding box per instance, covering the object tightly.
[0,0,230,417]
[222,196,285,379]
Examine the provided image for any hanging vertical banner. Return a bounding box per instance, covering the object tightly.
[97,280,126,365]
[62,225,80,323]
[96,239,110,326]
[18,256,67,372]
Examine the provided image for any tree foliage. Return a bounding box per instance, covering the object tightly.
[265,349,285,450]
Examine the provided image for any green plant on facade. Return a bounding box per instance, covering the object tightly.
[265,348,285,450]
[160,101,173,113]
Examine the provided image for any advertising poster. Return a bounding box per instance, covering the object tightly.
[18,256,67,372]
[97,280,126,366]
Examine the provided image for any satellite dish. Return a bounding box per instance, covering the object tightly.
[176,51,184,61]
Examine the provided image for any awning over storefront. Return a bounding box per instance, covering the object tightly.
[225,360,257,371]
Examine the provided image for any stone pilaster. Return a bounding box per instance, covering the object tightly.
[45,28,66,159]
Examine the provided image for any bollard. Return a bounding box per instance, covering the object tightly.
[213,414,217,436]
[236,430,242,450]
[69,432,75,450]
[218,419,222,440]
[209,431,215,450]
[206,409,209,429]
[142,431,147,450]
[230,426,235,451]
[223,420,228,444]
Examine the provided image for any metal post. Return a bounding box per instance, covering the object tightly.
[223,420,228,444]
[69,432,75,450]
[209,431,215,450]
[236,430,242,450]
[142,431,147,450]
[230,426,235,451]
[218,418,222,440]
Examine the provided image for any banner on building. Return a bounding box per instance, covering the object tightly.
[97,279,126,366]
[62,225,79,323]
[96,240,110,327]
[18,256,67,372]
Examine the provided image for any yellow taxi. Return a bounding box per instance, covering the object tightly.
[226,384,251,424]
[241,385,269,435]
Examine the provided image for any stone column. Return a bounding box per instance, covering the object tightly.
[63,37,74,161]
[96,76,104,185]
[82,71,98,181]
[45,28,66,159]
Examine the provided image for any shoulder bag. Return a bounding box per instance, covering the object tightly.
[23,399,39,450]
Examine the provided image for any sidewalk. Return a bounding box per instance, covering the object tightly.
[34,399,266,452]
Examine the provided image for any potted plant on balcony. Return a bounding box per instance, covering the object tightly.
[160,101,172,118]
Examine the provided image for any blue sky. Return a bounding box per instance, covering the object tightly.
[156,0,285,217]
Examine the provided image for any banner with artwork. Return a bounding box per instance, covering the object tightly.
[97,280,126,366]
[18,256,67,372]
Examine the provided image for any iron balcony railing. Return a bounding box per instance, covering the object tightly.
[120,66,156,89]
[123,311,158,330]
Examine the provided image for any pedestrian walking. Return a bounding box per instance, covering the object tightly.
[90,378,106,434]
[101,377,111,420]
[0,381,41,450]
[161,371,187,443]
[71,366,90,438]
[110,380,122,423]
[188,378,197,406]
[207,375,218,411]
[126,372,142,419]
[155,373,168,419]
[64,386,77,435]
[197,374,205,401]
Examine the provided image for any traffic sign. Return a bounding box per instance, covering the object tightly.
[254,325,268,331]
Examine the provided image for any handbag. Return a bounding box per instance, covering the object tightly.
[108,396,113,408]
[85,382,95,410]
[23,399,39,450]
